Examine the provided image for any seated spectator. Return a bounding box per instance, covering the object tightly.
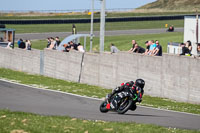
[179,43,190,56]
[46,38,51,48]
[153,40,162,56]
[17,38,22,48]
[128,40,137,53]
[55,37,61,49]
[77,43,85,53]
[63,42,71,52]
[197,43,200,57]
[19,39,26,49]
[185,40,192,55]
[6,40,13,49]
[25,40,31,50]
[133,44,145,54]
[110,43,119,54]
[0,37,3,42]
[167,25,174,32]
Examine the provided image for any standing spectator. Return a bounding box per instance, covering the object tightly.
[153,40,162,56]
[148,40,156,55]
[110,43,119,54]
[179,43,190,56]
[128,40,137,52]
[72,24,77,35]
[19,39,26,49]
[185,40,192,55]
[25,40,31,50]
[48,37,56,50]
[133,44,145,54]
[144,41,150,55]
[55,37,61,49]
[46,38,51,48]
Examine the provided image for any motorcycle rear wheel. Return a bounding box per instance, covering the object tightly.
[117,98,133,114]
[99,101,109,113]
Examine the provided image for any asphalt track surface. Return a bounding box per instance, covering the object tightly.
[0,80,200,130]
[15,28,184,40]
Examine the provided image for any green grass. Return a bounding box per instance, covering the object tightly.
[0,110,198,133]
[6,19,183,33]
[31,32,183,53]
[0,68,200,115]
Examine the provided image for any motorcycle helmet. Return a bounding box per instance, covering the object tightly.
[135,79,145,89]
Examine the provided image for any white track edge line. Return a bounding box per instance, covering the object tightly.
[0,78,199,116]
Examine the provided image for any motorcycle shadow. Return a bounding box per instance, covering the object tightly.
[108,112,165,118]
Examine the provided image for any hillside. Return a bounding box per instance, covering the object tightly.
[139,0,200,11]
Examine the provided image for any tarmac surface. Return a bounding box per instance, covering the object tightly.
[15,28,184,40]
[0,79,199,130]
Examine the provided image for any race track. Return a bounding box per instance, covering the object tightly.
[0,80,199,130]
[15,28,184,40]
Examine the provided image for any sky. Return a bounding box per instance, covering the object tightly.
[0,0,156,11]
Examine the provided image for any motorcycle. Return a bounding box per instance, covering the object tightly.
[99,90,138,114]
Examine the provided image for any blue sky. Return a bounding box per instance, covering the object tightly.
[0,0,156,11]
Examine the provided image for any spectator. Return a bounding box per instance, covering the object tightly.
[71,42,79,51]
[48,37,56,50]
[46,38,51,48]
[153,40,162,56]
[197,43,200,57]
[0,37,3,42]
[77,43,85,53]
[144,41,150,55]
[25,40,31,50]
[55,37,61,49]
[19,39,26,49]
[128,40,137,52]
[147,40,156,55]
[185,40,192,55]
[17,38,22,48]
[63,42,71,52]
[72,24,77,35]
[133,44,145,54]
[179,43,190,56]
[167,25,174,32]
[6,39,13,49]
[110,43,119,54]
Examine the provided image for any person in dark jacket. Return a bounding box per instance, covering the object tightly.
[180,43,190,56]
[107,79,145,103]
[19,39,26,49]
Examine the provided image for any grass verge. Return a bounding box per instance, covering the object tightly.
[0,110,198,133]
[0,68,200,115]
[31,32,183,53]
[6,20,183,33]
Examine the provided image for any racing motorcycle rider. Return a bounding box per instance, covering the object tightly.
[107,79,145,110]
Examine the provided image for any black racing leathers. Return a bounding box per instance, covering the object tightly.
[108,82,144,103]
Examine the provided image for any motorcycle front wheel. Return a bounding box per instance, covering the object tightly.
[99,101,109,113]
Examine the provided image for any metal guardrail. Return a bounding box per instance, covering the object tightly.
[0,15,184,24]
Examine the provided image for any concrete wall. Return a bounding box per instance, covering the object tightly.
[0,47,41,74]
[0,46,200,104]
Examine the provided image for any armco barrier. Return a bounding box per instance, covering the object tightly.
[0,47,199,104]
[0,15,184,24]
